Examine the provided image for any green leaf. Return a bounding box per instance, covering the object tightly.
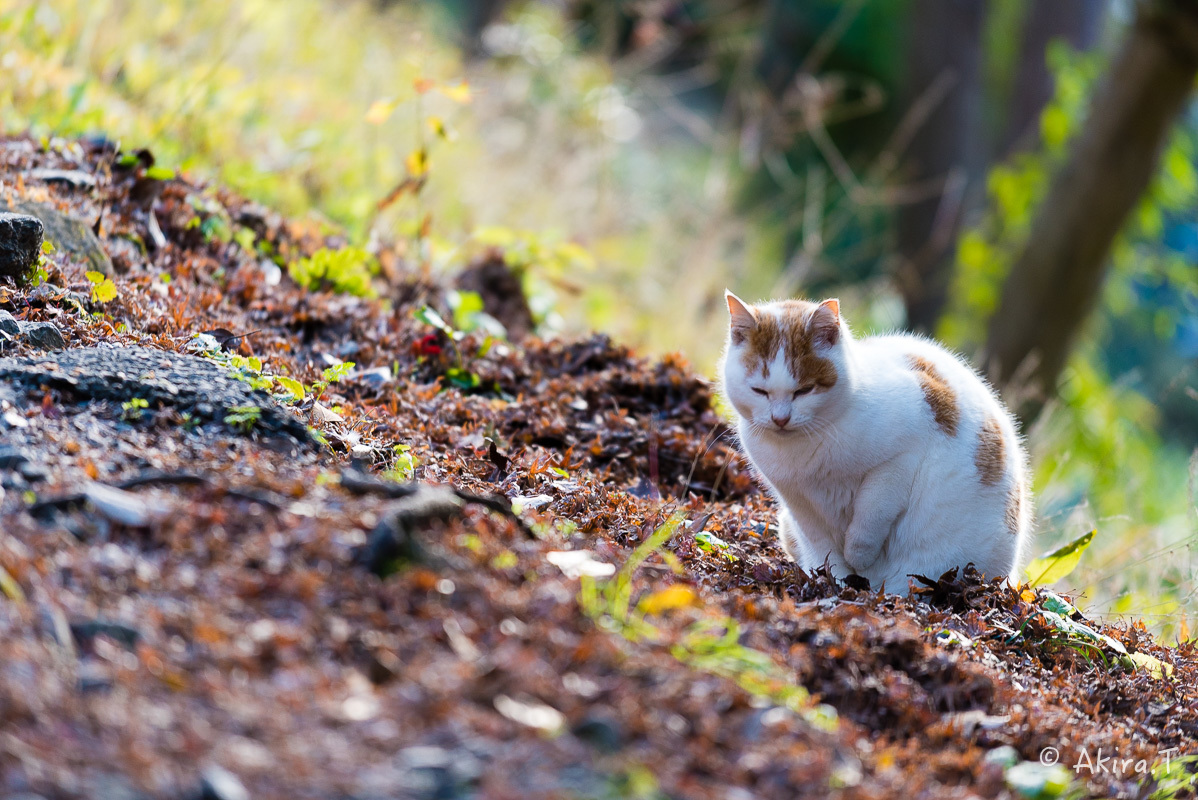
[445,366,480,390]
[413,304,458,338]
[321,361,354,383]
[145,165,175,181]
[1025,529,1094,587]
[695,531,729,551]
[276,376,305,402]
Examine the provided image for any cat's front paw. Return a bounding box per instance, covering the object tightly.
[843,536,882,573]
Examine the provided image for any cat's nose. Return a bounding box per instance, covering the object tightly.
[771,412,790,428]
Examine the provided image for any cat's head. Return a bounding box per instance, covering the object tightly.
[719,291,846,433]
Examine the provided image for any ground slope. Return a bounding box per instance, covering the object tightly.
[0,135,1196,800]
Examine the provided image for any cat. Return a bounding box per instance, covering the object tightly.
[718,291,1032,591]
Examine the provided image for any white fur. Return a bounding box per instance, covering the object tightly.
[719,300,1032,592]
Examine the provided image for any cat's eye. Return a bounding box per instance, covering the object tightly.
[793,386,814,398]
[751,387,768,397]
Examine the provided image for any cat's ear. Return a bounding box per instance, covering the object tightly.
[725,291,757,343]
[810,298,841,346]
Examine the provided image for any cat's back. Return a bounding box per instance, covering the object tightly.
[857,332,1008,425]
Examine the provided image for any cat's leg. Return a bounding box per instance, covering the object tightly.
[842,463,910,574]
[778,510,851,578]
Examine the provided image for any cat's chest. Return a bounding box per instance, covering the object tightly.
[743,431,861,530]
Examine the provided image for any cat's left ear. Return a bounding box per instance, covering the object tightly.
[811,298,841,346]
[725,290,757,344]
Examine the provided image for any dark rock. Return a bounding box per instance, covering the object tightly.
[0,345,313,443]
[0,211,44,283]
[454,253,535,342]
[572,711,624,753]
[13,200,112,276]
[198,766,249,800]
[358,486,465,576]
[394,745,482,800]
[0,445,29,469]
[0,310,20,336]
[17,462,47,484]
[19,321,66,350]
[70,620,142,651]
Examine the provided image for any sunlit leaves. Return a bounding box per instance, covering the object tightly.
[85,270,117,303]
[405,147,428,178]
[426,115,454,141]
[638,584,700,615]
[365,98,399,125]
[288,247,377,297]
[275,376,305,403]
[439,81,471,104]
[1024,529,1094,587]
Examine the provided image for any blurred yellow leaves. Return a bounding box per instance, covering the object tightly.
[639,584,700,615]
[439,81,472,104]
[427,115,455,141]
[365,99,400,126]
[406,148,428,178]
[366,78,471,126]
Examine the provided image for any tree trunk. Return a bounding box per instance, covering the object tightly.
[983,0,1198,420]
[896,0,987,334]
[1000,0,1105,156]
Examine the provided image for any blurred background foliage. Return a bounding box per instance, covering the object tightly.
[2,0,1196,638]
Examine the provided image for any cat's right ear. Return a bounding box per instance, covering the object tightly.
[725,290,756,344]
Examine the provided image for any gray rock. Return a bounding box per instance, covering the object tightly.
[19,321,66,350]
[13,200,112,276]
[0,445,29,469]
[0,345,312,443]
[0,310,19,336]
[28,168,98,189]
[17,463,47,484]
[0,211,44,283]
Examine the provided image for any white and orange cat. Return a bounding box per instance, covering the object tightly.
[719,291,1031,591]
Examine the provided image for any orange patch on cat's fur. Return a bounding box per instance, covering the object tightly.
[740,301,838,389]
[974,417,1006,485]
[1005,483,1023,536]
[906,355,959,436]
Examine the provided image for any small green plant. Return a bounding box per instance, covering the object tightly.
[383,444,419,482]
[1147,753,1198,799]
[27,240,54,288]
[309,361,355,402]
[85,270,118,304]
[413,305,481,390]
[694,531,738,562]
[274,376,306,404]
[288,247,377,297]
[578,512,836,728]
[121,397,149,421]
[224,404,262,433]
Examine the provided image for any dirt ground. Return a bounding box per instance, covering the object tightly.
[1,135,1196,799]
